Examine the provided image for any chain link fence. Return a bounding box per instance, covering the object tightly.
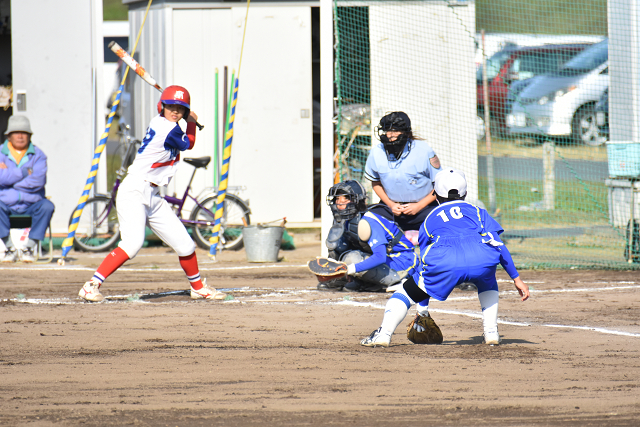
[333,0,639,269]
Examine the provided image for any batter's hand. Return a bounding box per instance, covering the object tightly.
[187,111,198,122]
[0,162,6,169]
[514,277,529,301]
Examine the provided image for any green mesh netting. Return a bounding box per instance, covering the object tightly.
[333,0,639,269]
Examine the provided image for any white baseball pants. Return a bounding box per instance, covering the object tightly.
[116,175,196,258]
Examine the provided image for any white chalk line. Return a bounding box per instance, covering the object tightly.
[0,264,308,272]
[9,291,640,337]
[3,276,639,338]
[336,300,640,338]
[542,324,640,337]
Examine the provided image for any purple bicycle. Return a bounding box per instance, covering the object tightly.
[69,122,251,252]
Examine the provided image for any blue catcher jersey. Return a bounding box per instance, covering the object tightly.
[360,211,419,275]
[412,200,518,301]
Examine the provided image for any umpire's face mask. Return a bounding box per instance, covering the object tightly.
[381,131,408,159]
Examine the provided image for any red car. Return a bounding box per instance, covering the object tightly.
[477,43,591,139]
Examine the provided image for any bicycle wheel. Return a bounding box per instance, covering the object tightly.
[70,196,121,252]
[190,194,250,251]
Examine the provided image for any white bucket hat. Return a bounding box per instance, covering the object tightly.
[5,115,33,135]
[434,168,467,198]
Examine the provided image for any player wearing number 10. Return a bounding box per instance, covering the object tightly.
[361,169,530,348]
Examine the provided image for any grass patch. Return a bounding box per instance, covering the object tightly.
[478,138,608,162]
[476,175,636,268]
[104,0,128,21]
[478,176,611,228]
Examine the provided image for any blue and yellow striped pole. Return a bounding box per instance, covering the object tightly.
[209,77,239,259]
[59,86,125,262]
[208,0,250,260]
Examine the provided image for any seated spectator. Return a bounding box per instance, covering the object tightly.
[0,115,55,262]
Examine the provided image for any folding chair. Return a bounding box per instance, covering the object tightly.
[8,215,54,263]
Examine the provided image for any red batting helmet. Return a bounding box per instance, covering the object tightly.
[159,85,191,117]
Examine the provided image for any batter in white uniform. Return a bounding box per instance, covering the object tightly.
[79,85,225,302]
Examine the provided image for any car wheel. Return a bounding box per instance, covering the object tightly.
[477,113,486,141]
[572,105,606,146]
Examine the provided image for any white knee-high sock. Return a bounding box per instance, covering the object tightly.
[380,292,412,337]
[478,290,499,334]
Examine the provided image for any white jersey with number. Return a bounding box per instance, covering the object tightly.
[126,115,192,186]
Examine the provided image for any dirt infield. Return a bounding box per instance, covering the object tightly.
[1,235,640,426]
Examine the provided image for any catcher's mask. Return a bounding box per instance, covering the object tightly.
[327,180,367,222]
[375,111,411,159]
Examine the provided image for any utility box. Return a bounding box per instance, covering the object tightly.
[606,178,640,227]
[606,141,640,178]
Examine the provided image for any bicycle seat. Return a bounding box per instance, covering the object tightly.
[184,157,211,169]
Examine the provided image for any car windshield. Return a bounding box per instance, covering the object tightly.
[511,49,584,79]
[555,39,608,76]
[476,48,515,82]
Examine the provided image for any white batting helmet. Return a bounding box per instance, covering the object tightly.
[434,169,467,199]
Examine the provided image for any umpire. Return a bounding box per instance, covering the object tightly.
[364,111,442,231]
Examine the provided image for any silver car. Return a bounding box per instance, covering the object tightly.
[507,39,608,146]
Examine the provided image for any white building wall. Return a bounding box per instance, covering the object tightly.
[369,1,477,202]
[127,2,314,224]
[128,5,170,140]
[11,0,105,233]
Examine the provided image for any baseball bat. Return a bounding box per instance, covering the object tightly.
[108,41,204,130]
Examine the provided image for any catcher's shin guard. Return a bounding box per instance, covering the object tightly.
[358,264,406,287]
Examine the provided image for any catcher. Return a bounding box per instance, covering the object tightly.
[361,169,530,348]
[309,180,420,293]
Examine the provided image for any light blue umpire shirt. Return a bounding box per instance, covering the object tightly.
[364,139,442,203]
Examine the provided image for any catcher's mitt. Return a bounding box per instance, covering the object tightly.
[406,313,443,344]
[308,257,348,282]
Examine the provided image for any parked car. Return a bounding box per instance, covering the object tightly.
[595,88,609,140]
[506,39,609,146]
[505,75,540,115]
[477,43,591,139]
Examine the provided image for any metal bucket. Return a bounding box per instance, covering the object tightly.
[242,226,284,263]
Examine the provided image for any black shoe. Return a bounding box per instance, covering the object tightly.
[317,282,342,291]
[317,277,347,291]
[343,278,385,293]
[361,283,386,293]
[342,281,362,292]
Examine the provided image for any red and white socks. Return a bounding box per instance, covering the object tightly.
[91,247,130,286]
[179,251,203,290]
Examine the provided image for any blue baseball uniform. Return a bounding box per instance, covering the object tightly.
[412,200,520,301]
[351,211,420,277]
